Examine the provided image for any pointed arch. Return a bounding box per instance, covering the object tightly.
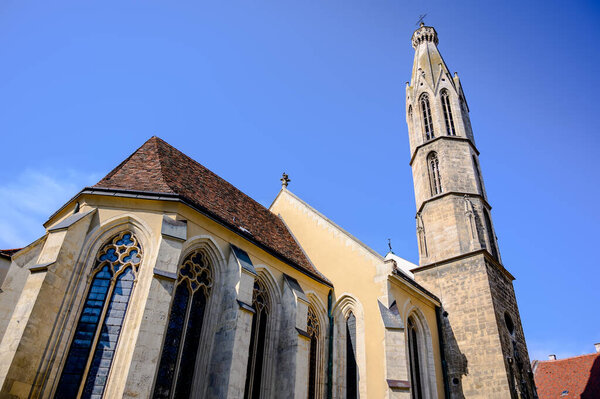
[427,152,442,196]
[420,93,435,141]
[244,267,281,399]
[402,303,437,399]
[306,292,328,399]
[440,89,456,136]
[55,231,143,399]
[332,294,367,398]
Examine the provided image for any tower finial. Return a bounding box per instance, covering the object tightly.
[411,22,438,49]
[280,172,290,188]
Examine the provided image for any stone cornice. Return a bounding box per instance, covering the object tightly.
[411,249,515,281]
[409,135,479,166]
[417,191,492,214]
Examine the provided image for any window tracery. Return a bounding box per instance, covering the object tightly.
[307,306,321,399]
[427,152,442,196]
[441,90,456,136]
[420,94,435,141]
[55,232,142,399]
[153,250,213,399]
[244,279,270,399]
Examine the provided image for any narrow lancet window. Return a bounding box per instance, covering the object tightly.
[244,280,270,399]
[427,152,442,195]
[420,94,435,141]
[307,306,321,399]
[153,250,213,399]
[55,232,142,399]
[484,210,499,261]
[407,317,424,399]
[472,155,484,195]
[441,90,456,136]
[346,312,358,399]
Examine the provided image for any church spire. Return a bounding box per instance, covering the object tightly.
[409,23,453,94]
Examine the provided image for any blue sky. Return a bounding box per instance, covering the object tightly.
[0,0,598,361]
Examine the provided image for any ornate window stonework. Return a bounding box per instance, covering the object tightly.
[407,317,424,399]
[441,89,456,136]
[244,279,271,399]
[420,94,435,141]
[55,232,142,399]
[153,250,214,399]
[307,305,321,399]
[483,210,499,261]
[427,152,442,196]
[346,312,358,399]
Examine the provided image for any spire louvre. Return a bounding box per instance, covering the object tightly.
[411,23,439,49]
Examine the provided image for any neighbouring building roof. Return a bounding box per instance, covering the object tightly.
[93,136,330,285]
[533,352,600,398]
[0,249,21,259]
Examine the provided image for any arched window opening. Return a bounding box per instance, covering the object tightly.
[483,210,499,261]
[427,152,442,196]
[472,155,484,195]
[307,306,321,399]
[244,279,270,399]
[407,317,424,399]
[441,90,456,136]
[55,232,142,399]
[346,312,358,399]
[153,250,214,399]
[420,94,435,141]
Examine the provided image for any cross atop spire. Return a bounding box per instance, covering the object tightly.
[280,172,291,189]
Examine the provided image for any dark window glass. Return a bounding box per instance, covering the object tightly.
[244,280,270,399]
[408,318,423,399]
[55,232,142,399]
[153,250,213,399]
[484,210,499,261]
[307,306,321,399]
[346,312,357,399]
[441,90,456,136]
[420,94,435,141]
[428,152,442,195]
[472,156,484,194]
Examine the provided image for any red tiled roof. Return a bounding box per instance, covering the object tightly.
[533,353,600,399]
[93,136,330,285]
[0,248,21,258]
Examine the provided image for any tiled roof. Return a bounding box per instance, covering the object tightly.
[533,353,600,399]
[0,248,21,258]
[93,136,330,285]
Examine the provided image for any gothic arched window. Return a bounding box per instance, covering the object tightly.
[346,312,358,399]
[244,279,270,399]
[427,152,442,195]
[484,210,499,261]
[420,94,435,141]
[153,250,214,399]
[307,306,321,399]
[441,90,456,136]
[55,232,142,399]
[407,317,424,399]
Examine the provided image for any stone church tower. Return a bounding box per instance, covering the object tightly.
[405,23,537,398]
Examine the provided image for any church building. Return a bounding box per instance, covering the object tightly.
[0,24,536,398]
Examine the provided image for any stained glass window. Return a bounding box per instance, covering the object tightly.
[244,280,270,399]
[307,306,321,399]
[428,152,442,196]
[346,312,357,399]
[153,251,213,399]
[420,94,435,141]
[441,90,456,136]
[55,232,142,399]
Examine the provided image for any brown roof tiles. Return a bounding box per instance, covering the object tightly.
[93,136,330,285]
[533,352,600,399]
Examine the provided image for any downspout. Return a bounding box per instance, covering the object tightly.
[435,306,450,399]
[327,290,334,399]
